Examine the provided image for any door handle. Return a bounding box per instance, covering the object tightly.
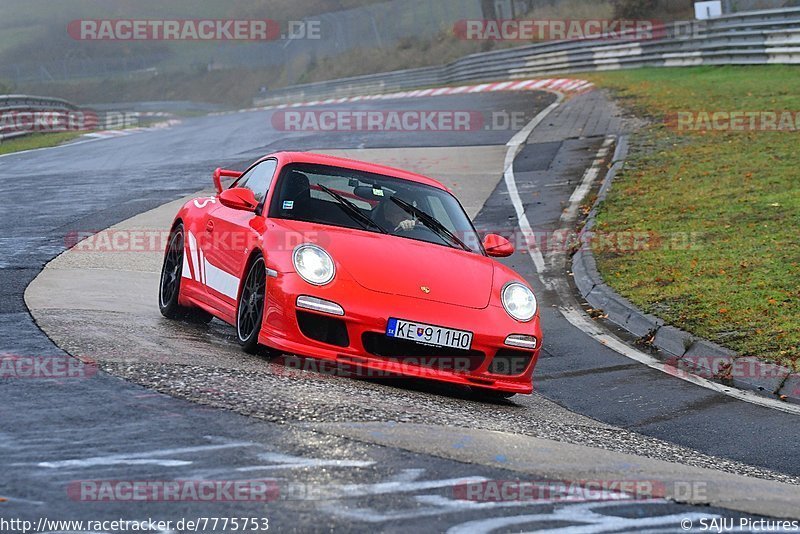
[205,220,215,233]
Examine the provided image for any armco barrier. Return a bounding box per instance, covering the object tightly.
[0,94,82,141]
[255,6,800,105]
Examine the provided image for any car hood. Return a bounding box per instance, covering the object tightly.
[277,220,494,309]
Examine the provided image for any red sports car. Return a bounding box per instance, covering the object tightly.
[159,152,542,397]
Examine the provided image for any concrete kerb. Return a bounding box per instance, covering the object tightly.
[569,134,798,403]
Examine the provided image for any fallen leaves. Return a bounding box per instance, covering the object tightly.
[587,308,608,319]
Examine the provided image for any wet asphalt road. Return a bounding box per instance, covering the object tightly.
[0,90,797,530]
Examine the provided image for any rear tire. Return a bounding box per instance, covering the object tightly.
[159,223,213,323]
[237,255,267,354]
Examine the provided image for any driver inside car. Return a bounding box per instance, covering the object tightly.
[375,197,417,232]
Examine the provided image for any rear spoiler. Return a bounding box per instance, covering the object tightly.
[213,167,243,193]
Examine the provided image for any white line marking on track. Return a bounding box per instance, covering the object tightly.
[235,452,375,472]
[35,441,254,468]
[386,468,426,483]
[446,501,713,534]
[562,137,613,222]
[320,491,532,523]
[336,476,488,498]
[0,495,46,505]
[503,92,564,288]
[0,121,180,160]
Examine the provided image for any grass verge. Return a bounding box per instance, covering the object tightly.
[0,131,83,155]
[584,66,799,368]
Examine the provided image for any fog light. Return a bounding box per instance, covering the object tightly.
[504,334,538,349]
[296,295,344,316]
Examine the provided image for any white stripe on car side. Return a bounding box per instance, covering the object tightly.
[184,230,241,300]
[181,252,192,279]
[183,231,196,280]
[187,231,201,282]
[203,256,240,300]
[202,249,208,285]
[198,247,206,285]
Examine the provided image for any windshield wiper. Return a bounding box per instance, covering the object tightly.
[389,196,471,252]
[316,184,389,234]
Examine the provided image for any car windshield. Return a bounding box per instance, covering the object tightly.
[268,163,484,254]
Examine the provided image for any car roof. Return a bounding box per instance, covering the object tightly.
[265,151,451,192]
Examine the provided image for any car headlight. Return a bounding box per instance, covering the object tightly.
[502,282,537,322]
[293,244,335,285]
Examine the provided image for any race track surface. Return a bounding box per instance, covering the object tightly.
[3,88,799,530]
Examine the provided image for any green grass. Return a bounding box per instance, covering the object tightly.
[585,66,800,368]
[0,131,83,155]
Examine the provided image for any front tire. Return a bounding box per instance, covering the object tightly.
[472,387,516,401]
[237,255,267,354]
[159,223,213,323]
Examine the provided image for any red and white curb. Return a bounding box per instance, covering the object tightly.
[210,78,594,116]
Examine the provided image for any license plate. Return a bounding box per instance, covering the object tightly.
[386,318,473,351]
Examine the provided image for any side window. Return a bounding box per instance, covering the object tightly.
[235,159,278,203]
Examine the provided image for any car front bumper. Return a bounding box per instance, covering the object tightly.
[258,272,542,394]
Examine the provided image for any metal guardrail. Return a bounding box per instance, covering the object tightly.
[0,95,82,141]
[254,6,800,105]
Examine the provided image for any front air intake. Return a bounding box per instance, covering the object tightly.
[296,311,349,347]
[488,349,533,376]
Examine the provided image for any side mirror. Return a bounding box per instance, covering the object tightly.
[218,187,258,212]
[483,234,514,258]
[213,168,242,194]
